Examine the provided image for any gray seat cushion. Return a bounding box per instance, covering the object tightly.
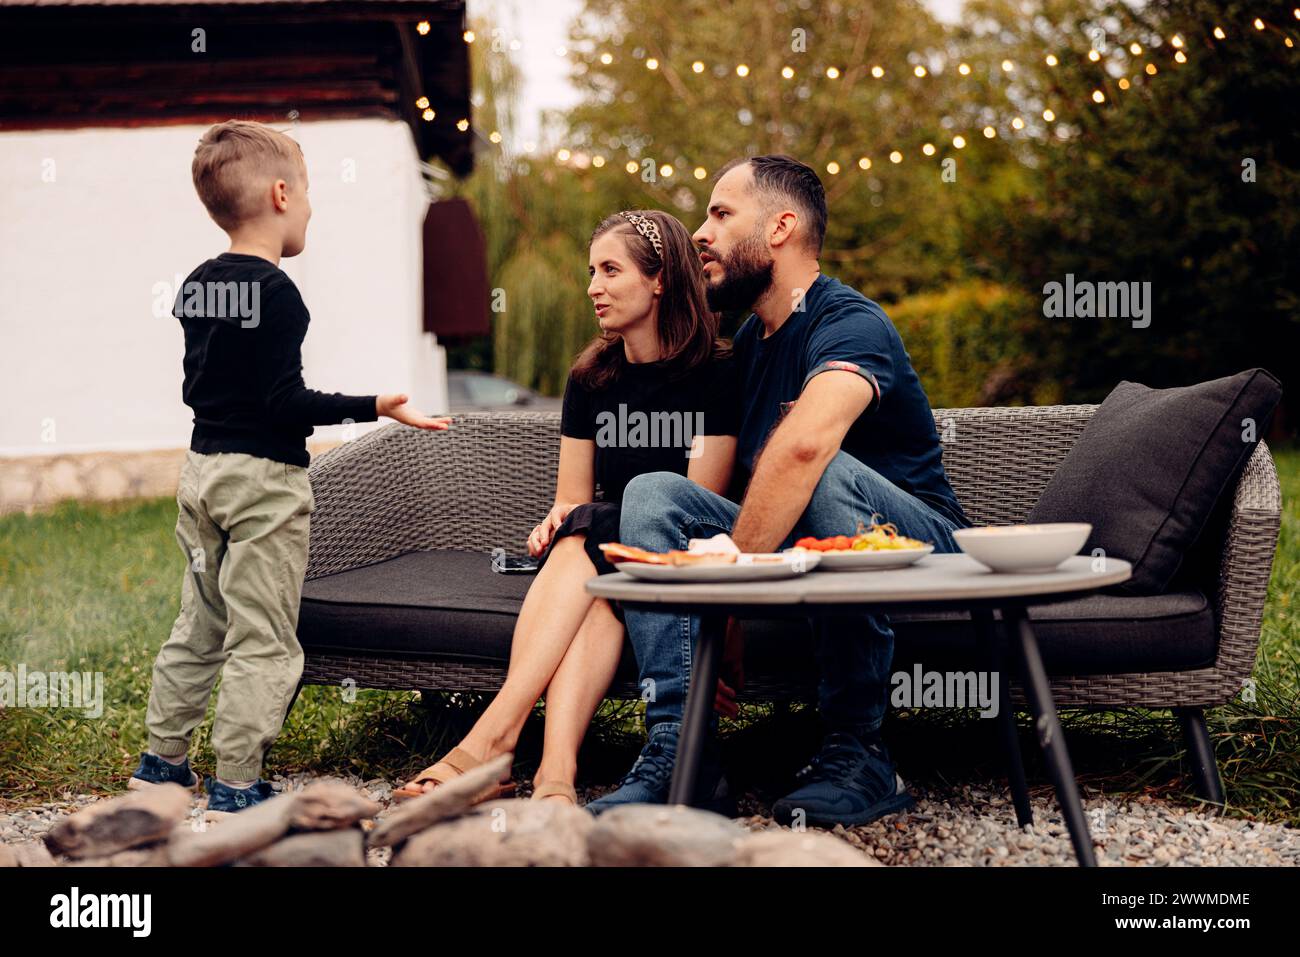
[299,549,1219,682]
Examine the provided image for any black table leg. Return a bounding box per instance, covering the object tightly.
[971,608,1033,828]
[1002,604,1097,867]
[667,612,726,806]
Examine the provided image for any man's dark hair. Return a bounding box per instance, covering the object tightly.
[718,154,828,255]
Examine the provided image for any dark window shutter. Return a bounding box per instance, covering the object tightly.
[423,197,489,340]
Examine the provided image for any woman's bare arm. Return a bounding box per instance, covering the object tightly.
[686,434,739,497]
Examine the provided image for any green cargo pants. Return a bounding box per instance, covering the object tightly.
[145,450,313,782]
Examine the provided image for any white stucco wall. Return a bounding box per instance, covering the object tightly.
[0,117,445,456]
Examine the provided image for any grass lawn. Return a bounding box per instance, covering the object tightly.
[2,447,1296,822]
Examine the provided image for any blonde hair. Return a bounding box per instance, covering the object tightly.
[191,120,305,230]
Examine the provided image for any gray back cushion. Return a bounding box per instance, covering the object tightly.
[1027,369,1282,595]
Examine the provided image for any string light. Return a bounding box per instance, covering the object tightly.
[1011,116,1025,129]
[1001,59,1014,72]
[1118,77,1131,90]
[871,65,885,78]
[692,60,704,73]
[736,64,749,77]
[488,130,501,143]
[983,125,996,138]
[693,166,707,179]
[1171,35,1184,48]
[1044,54,1058,66]
[417,21,430,35]
[782,66,795,78]
[1146,62,1158,75]
[659,163,673,176]
[646,58,658,70]
[1214,26,1226,39]
[1042,108,1055,121]
[922,143,936,155]
[556,149,570,162]
[914,65,927,77]
[415,96,430,109]
[625,161,638,174]
[1088,49,1101,61]
[1130,42,1142,55]
[600,52,613,65]
[1253,18,1265,30]
[952,135,966,149]
[1092,89,1106,103]
[858,156,872,169]
[592,155,605,167]
[826,161,841,174]
[460,29,472,42]
[1174,50,1187,63]
[456,118,469,131]
[826,66,841,78]
[889,150,903,163]
[959,62,972,74]
[421,108,435,121]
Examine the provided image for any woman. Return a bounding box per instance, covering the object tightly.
[393,210,740,805]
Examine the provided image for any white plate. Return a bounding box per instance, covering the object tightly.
[787,544,934,571]
[617,552,821,583]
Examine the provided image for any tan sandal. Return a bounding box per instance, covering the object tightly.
[391,747,516,804]
[530,781,578,805]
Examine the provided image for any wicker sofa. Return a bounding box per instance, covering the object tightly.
[295,407,1282,801]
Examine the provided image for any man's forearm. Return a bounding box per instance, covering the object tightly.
[730,426,839,553]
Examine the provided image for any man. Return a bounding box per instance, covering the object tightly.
[586,155,971,826]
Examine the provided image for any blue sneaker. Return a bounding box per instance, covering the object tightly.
[771,732,915,828]
[204,776,276,812]
[585,727,732,817]
[128,752,200,791]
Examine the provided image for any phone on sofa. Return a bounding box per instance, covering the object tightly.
[491,552,540,575]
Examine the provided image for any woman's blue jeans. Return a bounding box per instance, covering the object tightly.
[617,451,965,739]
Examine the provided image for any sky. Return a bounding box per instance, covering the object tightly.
[473,0,968,148]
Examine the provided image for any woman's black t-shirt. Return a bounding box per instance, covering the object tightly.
[560,354,742,503]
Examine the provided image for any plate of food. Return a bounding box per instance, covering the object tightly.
[599,533,821,582]
[786,518,933,571]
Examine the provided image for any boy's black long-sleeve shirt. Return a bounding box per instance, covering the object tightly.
[176,252,378,467]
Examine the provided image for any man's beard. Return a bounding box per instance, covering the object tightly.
[703,232,775,313]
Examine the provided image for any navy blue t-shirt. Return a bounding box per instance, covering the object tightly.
[732,273,969,528]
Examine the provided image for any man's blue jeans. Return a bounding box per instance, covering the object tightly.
[618,451,966,739]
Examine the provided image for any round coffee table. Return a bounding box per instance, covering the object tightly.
[587,552,1133,867]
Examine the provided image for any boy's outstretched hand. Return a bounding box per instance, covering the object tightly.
[377,393,452,430]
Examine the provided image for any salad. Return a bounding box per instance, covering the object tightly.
[792,516,930,552]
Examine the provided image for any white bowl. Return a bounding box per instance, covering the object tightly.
[953,523,1092,573]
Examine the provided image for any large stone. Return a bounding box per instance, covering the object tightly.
[237,829,366,867]
[587,804,746,867]
[9,841,57,867]
[290,779,380,831]
[67,845,171,867]
[391,798,592,867]
[167,792,296,867]
[368,752,513,848]
[732,829,881,867]
[44,783,191,859]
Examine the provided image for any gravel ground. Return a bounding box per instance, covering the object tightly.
[4,772,1297,867]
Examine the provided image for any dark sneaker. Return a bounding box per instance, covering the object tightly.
[585,728,732,817]
[204,776,276,813]
[128,752,199,791]
[771,732,915,828]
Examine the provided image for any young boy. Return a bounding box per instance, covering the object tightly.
[131,120,450,811]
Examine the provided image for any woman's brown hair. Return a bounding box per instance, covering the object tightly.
[571,209,729,391]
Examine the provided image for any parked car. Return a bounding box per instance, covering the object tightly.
[445,371,562,413]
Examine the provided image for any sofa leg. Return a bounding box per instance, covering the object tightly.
[1175,707,1225,807]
